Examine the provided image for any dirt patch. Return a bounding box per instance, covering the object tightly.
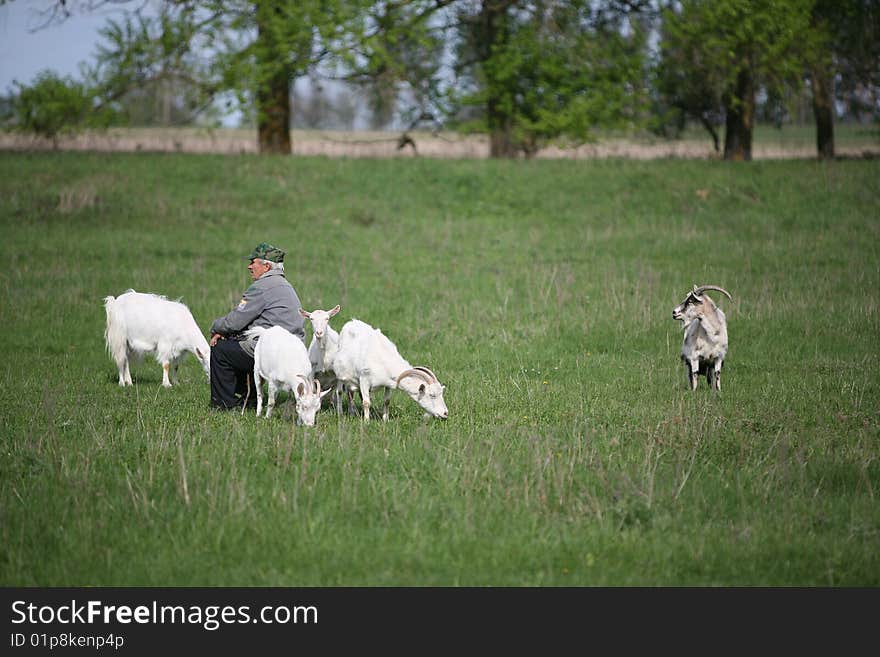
[1,129,878,160]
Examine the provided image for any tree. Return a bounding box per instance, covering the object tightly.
[451,1,650,158]
[37,0,371,154]
[661,0,812,161]
[90,8,216,127]
[808,0,880,159]
[346,1,452,131]
[653,9,725,152]
[9,69,117,147]
[350,1,651,158]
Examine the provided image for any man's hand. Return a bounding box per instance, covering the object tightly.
[210,333,225,347]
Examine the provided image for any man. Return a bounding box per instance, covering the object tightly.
[210,242,305,410]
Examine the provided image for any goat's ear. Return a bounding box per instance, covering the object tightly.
[298,308,311,319]
[329,304,341,317]
[297,382,306,397]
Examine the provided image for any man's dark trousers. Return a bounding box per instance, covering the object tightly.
[210,339,257,409]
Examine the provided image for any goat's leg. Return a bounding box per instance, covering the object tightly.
[713,361,723,391]
[382,387,392,421]
[116,357,128,387]
[171,359,180,385]
[359,378,371,421]
[335,381,345,417]
[686,360,699,391]
[161,361,172,388]
[254,371,264,416]
[122,351,133,386]
[266,381,278,418]
[707,367,715,389]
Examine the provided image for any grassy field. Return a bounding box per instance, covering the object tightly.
[0,152,878,585]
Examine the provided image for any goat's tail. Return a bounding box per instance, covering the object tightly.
[244,326,267,340]
[103,295,128,365]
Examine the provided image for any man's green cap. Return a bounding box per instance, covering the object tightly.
[247,242,285,263]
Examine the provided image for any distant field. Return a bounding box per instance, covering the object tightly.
[0,152,878,585]
[1,123,878,159]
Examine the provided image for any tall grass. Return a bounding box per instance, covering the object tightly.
[0,152,878,585]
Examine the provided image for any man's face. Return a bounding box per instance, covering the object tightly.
[248,258,271,280]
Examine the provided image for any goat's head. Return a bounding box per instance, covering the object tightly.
[672,284,732,323]
[194,345,210,379]
[396,366,449,419]
[299,305,340,340]
[293,377,332,426]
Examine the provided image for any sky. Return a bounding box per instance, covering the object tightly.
[0,1,134,93]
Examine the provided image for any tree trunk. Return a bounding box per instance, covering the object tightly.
[162,78,172,126]
[723,66,755,161]
[482,1,517,159]
[257,70,291,154]
[256,3,292,155]
[489,112,517,158]
[699,114,720,153]
[811,64,835,160]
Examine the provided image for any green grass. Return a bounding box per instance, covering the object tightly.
[1,152,878,585]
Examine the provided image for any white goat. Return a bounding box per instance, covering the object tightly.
[332,318,449,421]
[672,284,733,391]
[298,305,341,402]
[246,325,330,425]
[104,289,210,387]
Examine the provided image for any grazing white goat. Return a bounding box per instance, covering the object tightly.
[246,325,330,425]
[298,305,341,401]
[672,284,733,391]
[104,289,210,387]
[332,318,449,421]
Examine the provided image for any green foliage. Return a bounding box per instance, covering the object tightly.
[214,0,371,127]
[0,152,878,585]
[350,1,449,129]
[811,0,880,122]
[90,8,218,126]
[62,1,373,145]
[656,0,814,146]
[31,0,871,156]
[9,70,116,144]
[452,1,649,156]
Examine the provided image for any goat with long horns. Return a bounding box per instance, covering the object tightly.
[672,285,733,391]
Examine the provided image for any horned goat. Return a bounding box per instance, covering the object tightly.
[246,325,330,425]
[672,284,733,391]
[332,318,449,421]
[104,289,210,387]
[298,305,341,403]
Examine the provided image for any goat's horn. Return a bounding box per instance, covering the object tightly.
[694,285,732,301]
[413,366,438,382]
[395,368,433,387]
[314,379,320,395]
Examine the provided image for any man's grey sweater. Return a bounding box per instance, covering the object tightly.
[211,269,305,356]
